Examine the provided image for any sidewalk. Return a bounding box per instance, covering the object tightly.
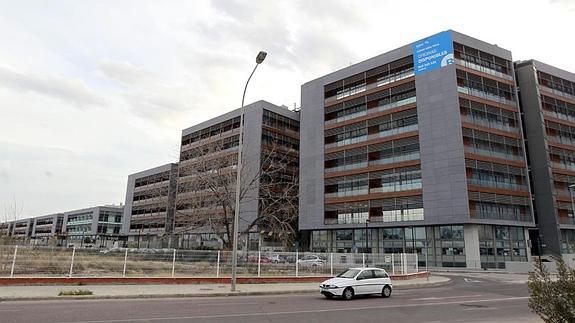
[0,276,450,301]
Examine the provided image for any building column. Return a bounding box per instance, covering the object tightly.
[524,227,533,263]
[464,224,481,268]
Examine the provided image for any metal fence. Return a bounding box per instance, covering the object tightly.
[0,245,420,278]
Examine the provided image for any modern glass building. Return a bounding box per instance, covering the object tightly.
[516,59,575,255]
[299,30,535,268]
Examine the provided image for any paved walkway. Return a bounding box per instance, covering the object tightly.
[0,276,449,301]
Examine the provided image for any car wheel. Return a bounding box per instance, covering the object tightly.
[343,287,354,300]
[382,285,392,298]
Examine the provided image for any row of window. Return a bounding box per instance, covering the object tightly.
[324,56,413,100]
[180,136,239,162]
[457,70,515,105]
[538,71,575,98]
[459,98,518,133]
[541,95,575,123]
[181,116,241,146]
[262,109,300,133]
[135,171,171,188]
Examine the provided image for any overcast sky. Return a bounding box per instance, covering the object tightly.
[1,0,574,219]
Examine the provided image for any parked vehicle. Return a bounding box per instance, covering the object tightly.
[297,254,325,267]
[319,267,393,300]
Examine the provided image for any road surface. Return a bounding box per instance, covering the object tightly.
[0,273,540,322]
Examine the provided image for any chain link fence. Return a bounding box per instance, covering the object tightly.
[0,245,420,278]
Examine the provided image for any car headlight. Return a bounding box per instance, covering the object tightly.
[321,284,339,289]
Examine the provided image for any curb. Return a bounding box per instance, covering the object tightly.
[0,278,451,302]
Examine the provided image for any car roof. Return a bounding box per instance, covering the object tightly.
[348,267,387,271]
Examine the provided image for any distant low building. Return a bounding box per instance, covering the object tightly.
[63,205,124,247]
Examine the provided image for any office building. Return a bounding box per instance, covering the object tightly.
[299,30,534,268]
[63,205,124,247]
[175,100,299,249]
[515,59,575,255]
[30,213,65,245]
[122,163,178,247]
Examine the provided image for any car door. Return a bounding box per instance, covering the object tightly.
[355,270,375,294]
[373,269,389,293]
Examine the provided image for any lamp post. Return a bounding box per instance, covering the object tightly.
[569,184,575,221]
[365,219,370,253]
[231,51,267,292]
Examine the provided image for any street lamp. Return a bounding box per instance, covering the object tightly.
[365,219,370,253]
[569,184,575,220]
[231,51,267,292]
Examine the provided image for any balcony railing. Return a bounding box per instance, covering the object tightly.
[368,152,420,166]
[559,216,575,225]
[461,114,519,133]
[325,161,368,173]
[324,189,369,199]
[551,161,575,172]
[369,183,422,194]
[464,146,523,161]
[457,86,516,106]
[470,211,532,222]
[468,179,528,191]
[455,58,513,81]
[542,109,575,124]
[540,85,575,102]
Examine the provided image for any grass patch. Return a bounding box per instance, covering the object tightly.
[58,289,93,296]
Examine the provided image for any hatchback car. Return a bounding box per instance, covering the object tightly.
[319,267,392,300]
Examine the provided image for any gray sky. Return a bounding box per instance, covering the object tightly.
[1,0,574,218]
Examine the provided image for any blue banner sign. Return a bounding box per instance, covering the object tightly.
[412,31,454,75]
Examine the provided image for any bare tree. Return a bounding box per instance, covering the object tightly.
[0,198,24,243]
[174,137,299,250]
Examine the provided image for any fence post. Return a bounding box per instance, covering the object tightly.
[171,249,177,278]
[69,246,76,278]
[392,253,395,275]
[216,250,220,278]
[415,252,419,273]
[257,251,261,278]
[362,253,365,267]
[400,253,404,275]
[403,253,407,274]
[122,248,128,278]
[9,245,18,278]
[295,251,298,278]
[330,253,333,276]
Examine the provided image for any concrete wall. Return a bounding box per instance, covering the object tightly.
[122,163,176,235]
[515,61,562,255]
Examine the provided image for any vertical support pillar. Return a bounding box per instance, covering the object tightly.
[295,251,299,277]
[464,224,481,269]
[330,253,333,276]
[362,253,365,267]
[9,245,18,278]
[257,251,261,278]
[122,248,128,278]
[392,253,395,275]
[69,246,76,277]
[171,249,177,278]
[216,250,220,278]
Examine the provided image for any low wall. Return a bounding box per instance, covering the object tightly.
[0,272,429,286]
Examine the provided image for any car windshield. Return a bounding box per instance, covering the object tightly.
[336,269,361,278]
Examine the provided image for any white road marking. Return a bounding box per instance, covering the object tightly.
[57,296,530,323]
[464,278,483,283]
[413,294,483,301]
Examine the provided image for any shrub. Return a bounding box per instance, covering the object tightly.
[58,289,94,296]
[528,256,575,322]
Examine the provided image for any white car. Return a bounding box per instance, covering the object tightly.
[297,255,325,267]
[319,267,393,300]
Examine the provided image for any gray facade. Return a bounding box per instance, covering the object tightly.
[31,213,64,240]
[300,30,534,267]
[516,59,575,255]
[64,205,123,246]
[122,163,178,236]
[175,100,300,248]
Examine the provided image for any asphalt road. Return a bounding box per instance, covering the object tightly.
[0,273,541,323]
